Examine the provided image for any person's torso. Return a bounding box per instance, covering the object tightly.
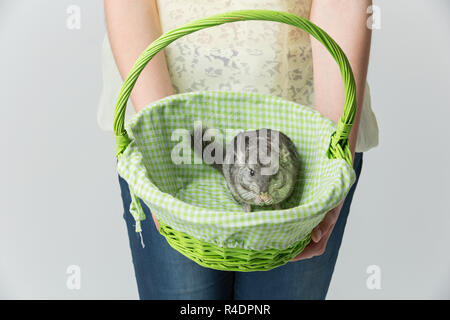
[156,0,314,105]
[98,0,379,152]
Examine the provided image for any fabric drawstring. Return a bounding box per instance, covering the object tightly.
[129,187,147,248]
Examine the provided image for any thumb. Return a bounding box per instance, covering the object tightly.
[311,210,338,242]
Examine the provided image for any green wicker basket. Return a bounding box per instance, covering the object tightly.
[113,10,357,272]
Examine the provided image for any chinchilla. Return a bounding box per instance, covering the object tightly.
[190,124,300,212]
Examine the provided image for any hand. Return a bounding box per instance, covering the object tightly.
[151,212,160,232]
[289,200,344,262]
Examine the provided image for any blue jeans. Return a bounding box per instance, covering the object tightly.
[118,152,363,300]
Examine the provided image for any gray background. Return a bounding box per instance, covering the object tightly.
[1,0,449,299]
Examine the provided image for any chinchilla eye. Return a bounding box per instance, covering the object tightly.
[249,169,255,176]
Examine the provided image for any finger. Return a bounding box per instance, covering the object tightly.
[311,206,341,243]
[291,202,344,260]
[290,240,322,261]
[290,225,333,262]
[311,214,332,242]
[151,213,160,232]
[311,227,322,243]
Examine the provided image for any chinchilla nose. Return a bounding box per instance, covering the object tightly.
[259,185,268,193]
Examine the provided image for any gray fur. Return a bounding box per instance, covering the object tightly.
[191,126,300,212]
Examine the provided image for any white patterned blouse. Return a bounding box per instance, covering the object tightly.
[98,0,379,152]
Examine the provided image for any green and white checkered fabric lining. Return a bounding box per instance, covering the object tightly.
[117,90,356,251]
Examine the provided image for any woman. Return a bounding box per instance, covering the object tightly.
[99,0,379,299]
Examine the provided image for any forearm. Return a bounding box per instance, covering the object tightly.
[104,0,174,112]
[310,0,372,160]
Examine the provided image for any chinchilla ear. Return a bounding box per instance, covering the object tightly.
[234,131,253,165]
[190,118,219,138]
[258,129,281,176]
[222,137,244,166]
[223,138,243,166]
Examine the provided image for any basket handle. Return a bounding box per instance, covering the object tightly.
[113,9,356,165]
